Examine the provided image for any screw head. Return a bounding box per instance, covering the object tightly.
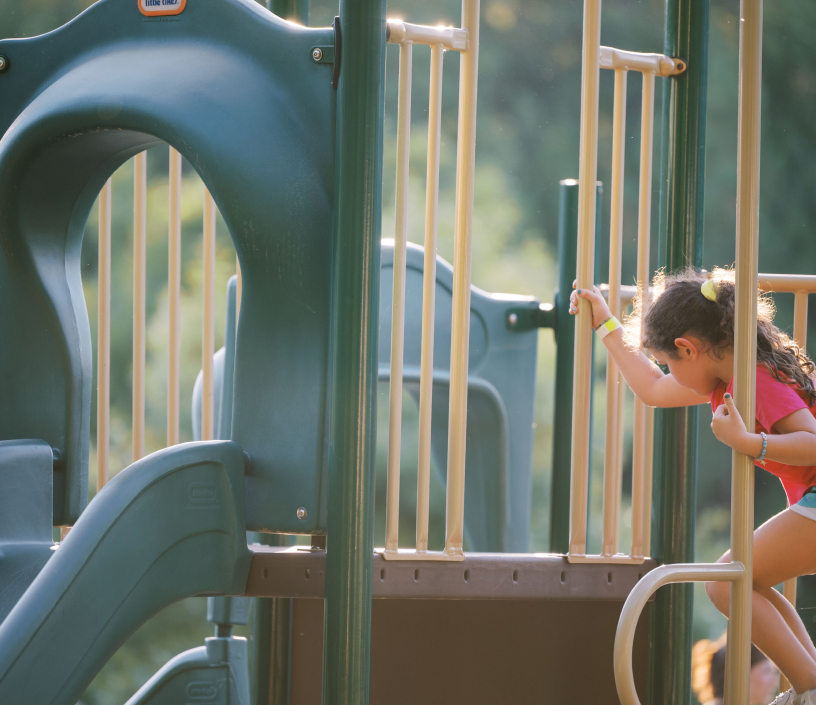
[312,48,323,62]
[297,507,308,520]
[508,313,518,326]
[0,56,7,73]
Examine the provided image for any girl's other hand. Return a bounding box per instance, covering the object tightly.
[569,281,614,330]
[711,393,750,450]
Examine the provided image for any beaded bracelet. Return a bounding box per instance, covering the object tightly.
[757,431,768,466]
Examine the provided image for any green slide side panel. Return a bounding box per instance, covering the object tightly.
[124,637,250,705]
[0,0,336,531]
[0,441,252,705]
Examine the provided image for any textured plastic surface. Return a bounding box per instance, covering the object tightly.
[379,242,539,552]
[125,637,250,705]
[0,440,55,623]
[0,441,251,704]
[0,0,335,531]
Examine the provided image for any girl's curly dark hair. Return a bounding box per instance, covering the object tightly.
[625,267,816,404]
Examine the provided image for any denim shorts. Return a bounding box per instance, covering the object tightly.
[791,489,816,521]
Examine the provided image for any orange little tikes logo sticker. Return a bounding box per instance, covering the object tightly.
[139,0,186,16]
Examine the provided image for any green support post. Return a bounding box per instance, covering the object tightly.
[266,0,308,23]
[322,0,386,702]
[649,2,709,704]
[550,181,602,554]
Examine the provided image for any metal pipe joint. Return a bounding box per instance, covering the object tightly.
[600,46,686,76]
[386,19,468,51]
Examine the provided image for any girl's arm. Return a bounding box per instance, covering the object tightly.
[571,284,710,408]
[712,395,816,466]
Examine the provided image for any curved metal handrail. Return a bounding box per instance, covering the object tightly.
[613,562,745,705]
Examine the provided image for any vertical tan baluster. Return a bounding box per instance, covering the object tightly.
[631,69,656,560]
[569,0,602,559]
[615,302,627,524]
[133,152,147,462]
[97,178,112,492]
[642,405,655,556]
[416,43,443,553]
[780,291,808,692]
[615,369,626,545]
[384,41,412,555]
[602,67,627,557]
[202,187,217,442]
[445,0,480,558]
[168,148,182,446]
[724,0,762,700]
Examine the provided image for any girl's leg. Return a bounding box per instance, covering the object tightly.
[761,585,816,664]
[705,509,816,693]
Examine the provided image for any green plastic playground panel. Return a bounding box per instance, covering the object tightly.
[126,595,252,705]
[0,440,55,623]
[0,441,252,705]
[124,638,250,705]
[0,0,336,532]
[379,242,539,552]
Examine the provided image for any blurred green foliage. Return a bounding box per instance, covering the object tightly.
[4,0,816,703]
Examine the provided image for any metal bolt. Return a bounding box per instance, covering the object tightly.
[508,313,518,326]
[0,56,7,73]
[297,507,308,520]
[312,48,323,62]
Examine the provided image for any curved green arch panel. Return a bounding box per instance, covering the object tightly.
[0,0,336,530]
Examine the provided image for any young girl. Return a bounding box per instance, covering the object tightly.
[571,267,816,705]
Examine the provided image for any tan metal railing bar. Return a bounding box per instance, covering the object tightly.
[444,0,479,559]
[615,360,626,540]
[97,179,112,492]
[642,405,655,553]
[416,42,444,554]
[758,274,816,293]
[386,19,467,51]
[630,68,656,560]
[568,0,601,560]
[602,66,627,557]
[380,1,476,562]
[133,153,147,463]
[202,187,217,442]
[168,147,182,446]
[782,289,807,692]
[600,46,686,77]
[385,41,412,555]
[725,0,762,700]
[614,562,745,705]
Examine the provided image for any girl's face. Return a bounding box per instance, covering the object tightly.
[650,338,730,396]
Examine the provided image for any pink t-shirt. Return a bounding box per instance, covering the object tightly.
[710,364,816,505]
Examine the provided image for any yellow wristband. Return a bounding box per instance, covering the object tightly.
[595,316,621,340]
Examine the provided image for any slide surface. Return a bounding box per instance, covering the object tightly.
[0,441,251,705]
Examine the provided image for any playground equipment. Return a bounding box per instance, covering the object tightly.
[0,0,809,702]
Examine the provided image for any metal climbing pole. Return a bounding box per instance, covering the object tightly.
[649,1,709,703]
[322,0,386,702]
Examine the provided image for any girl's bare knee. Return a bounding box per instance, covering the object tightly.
[705,580,728,610]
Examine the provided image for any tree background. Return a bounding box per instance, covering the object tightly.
[2,0,814,702]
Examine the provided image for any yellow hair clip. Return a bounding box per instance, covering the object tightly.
[701,279,719,302]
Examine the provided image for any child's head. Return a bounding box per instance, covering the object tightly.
[626,266,816,401]
[692,634,777,705]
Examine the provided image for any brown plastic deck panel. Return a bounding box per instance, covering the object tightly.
[245,547,656,704]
